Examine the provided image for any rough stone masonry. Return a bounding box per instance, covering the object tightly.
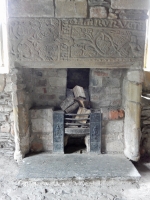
[0,0,149,162]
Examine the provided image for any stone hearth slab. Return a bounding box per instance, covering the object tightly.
[17,154,140,180]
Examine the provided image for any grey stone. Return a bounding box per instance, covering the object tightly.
[9,18,146,68]
[127,70,144,83]
[90,6,108,18]
[0,114,6,122]
[0,105,13,112]
[31,119,52,133]
[0,75,5,92]
[125,81,142,103]
[108,12,118,19]
[119,10,148,20]
[102,133,124,153]
[4,83,12,93]
[111,0,150,10]
[55,0,87,18]
[0,123,11,133]
[104,120,124,134]
[8,0,54,17]
[49,77,67,87]
[17,154,140,180]
[88,0,111,7]
[124,101,141,161]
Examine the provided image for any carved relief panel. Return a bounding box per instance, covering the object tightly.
[9,18,146,68]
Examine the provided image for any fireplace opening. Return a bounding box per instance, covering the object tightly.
[64,136,86,154]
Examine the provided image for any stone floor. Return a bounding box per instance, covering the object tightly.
[18,153,140,180]
[0,154,150,200]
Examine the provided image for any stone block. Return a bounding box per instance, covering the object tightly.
[15,105,30,136]
[1,123,11,133]
[30,108,53,133]
[124,101,141,161]
[55,0,87,18]
[0,105,12,112]
[90,6,107,18]
[101,108,109,120]
[127,70,144,83]
[35,79,47,87]
[49,77,67,87]
[111,0,150,10]
[31,108,53,120]
[104,120,124,134]
[31,119,52,133]
[108,13,118,19]
[88,0,111,7]
[0,114,6,122]
[4,83,12,93]
[110,69,123,78]
[125,81,142,103]
[0,75,5,92]
[102,137,124,153]
[8,0,54,17]
[119,10,148,20]
[57,69,67,78]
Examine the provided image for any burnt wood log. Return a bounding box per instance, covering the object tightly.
[65,102,79,113]
[60,96,74,111]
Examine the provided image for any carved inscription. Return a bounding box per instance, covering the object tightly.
[9,18,146,65]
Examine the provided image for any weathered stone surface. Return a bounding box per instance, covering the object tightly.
[8,0,54,17]
[55,0,87,18]
[104,120,124,134]
[30,108,53,152]
[49,77,66,87]
[88,0,111,7]
[90,6,108,18]
[127,70,144,83]
[125,81,142,103]
[111,0,150,10]
[1,123,11,133]
[119,10,148,20]
[31,119,52,133]
[4,83,12,93]
[0,114,6,122]
[0,105,12,112]
[9,18,146,68]
[0,75,5,92]
[124,101,141,161]
[102,133,124,153]
[108,12,118,19]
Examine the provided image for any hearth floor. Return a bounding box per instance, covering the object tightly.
[18,153,140,180]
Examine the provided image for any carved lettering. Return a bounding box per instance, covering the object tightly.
[9,18,146,66]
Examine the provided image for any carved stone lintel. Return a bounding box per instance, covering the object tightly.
[9,18,146,68]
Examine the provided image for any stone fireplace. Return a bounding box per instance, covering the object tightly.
[7,0,147,162]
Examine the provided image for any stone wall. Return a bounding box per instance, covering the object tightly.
[0,75,14,156]
[0,0,148,159]
[22,68,67,108]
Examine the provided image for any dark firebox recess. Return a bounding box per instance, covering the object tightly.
[67,69,90,89]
